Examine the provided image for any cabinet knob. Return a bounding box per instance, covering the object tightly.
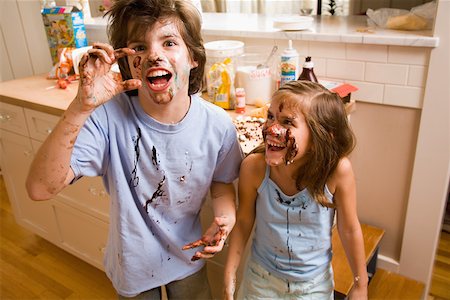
[46,128,53,134]
[88,187,98,195]
[0,114,12,122]
[23,150,32,157]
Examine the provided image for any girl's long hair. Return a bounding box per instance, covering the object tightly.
[253,80,356,207]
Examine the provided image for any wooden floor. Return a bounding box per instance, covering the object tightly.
[429,230,450,300]
[0,176,117,299]
[1,174,449,299]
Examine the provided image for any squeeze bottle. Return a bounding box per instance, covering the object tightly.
[298,56,318,82]
[280,40,299,86]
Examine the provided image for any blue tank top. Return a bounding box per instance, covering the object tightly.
[252,166,335,281]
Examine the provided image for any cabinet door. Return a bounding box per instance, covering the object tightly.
[53,200,109,270]
[31,139,110,221]
[0,129,59,243]
[59,176,110,221]
[24,108,60,142]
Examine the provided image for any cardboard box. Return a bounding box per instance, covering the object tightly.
[42,6,88,64]
[320,80,358,103]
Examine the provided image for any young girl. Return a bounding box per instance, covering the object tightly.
[224,80,368,299]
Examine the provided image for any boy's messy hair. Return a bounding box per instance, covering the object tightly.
[106,0,206,95]
[255,80,356,207]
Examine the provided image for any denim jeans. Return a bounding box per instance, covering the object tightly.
[238,258,334,300]
[118,266,212,300]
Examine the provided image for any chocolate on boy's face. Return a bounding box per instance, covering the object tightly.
[127,20,197,105]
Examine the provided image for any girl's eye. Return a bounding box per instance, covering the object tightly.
[267,112,274,120]
[283,119,293,126]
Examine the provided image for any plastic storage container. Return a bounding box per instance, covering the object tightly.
[235,46,276,106]
[204,40,244,109]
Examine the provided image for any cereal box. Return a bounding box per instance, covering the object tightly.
[42,6,88,64]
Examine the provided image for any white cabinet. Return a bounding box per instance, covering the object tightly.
[0,101,110,270]
[54,201,109,270]
[0,129,60,243]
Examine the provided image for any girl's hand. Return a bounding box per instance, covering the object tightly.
[182,216,232,261]
[76,43,141,113]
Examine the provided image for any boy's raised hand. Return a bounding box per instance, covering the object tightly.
[76,42,141,112]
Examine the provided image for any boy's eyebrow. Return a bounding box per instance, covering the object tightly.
[127,38,144,44]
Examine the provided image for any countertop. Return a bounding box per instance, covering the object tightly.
[85,13,439,48]
[0,75,356,154]
[0,75,264,153]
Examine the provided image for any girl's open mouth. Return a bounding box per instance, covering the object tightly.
[266,140,286,152]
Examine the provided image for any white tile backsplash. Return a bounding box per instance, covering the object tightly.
[384,85,423,108]
[407,65,427,87]
[202,36,430,109]
[365,63,408,85]
[309,41,346,59]
[346,44,388,63]
[388,46,430,65]
[348,80,384,104]
[326,59,365,81]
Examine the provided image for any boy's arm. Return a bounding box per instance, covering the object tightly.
[334,157,368,300]
[26,43,140,201]
[182,181,236,260]
[26,102,92,200]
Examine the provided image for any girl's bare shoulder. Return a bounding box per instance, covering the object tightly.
[240,152,267,184]
[327,157,354,193]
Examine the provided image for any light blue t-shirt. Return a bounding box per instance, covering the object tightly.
[70,93,243,296]
[252,166,335,282]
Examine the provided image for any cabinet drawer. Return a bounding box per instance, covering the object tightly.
[24,108,60,142]
[59,176,110,221]
[0,102,28,136]
[54,201,109,270]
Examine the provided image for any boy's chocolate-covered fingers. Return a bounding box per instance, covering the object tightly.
[182,239,207,250]
[78,52,90,71]
[114,47,136,60]
[121,79,142,92]
[87,48,113,64]
[92,42,115,61]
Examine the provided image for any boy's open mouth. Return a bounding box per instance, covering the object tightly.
[146,69,173,90]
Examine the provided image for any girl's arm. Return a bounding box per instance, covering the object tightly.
[333,157,368,300]
[223,154,263,300]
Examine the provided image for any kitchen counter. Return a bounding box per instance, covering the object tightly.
[0,75,356,155]
[0,75,265,154]
[0,75,75,116]
[85,13,439,48]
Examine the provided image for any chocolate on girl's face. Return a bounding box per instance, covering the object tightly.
[263,96,310,166]
[126,20,197,104]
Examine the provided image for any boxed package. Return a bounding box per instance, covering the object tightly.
[42,6,88,64]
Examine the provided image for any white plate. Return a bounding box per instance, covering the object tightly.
[273,15,314,31]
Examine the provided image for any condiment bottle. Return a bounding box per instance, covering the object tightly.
[235,88,246,114]
[298,56,318,83]
[280,40,299,86]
